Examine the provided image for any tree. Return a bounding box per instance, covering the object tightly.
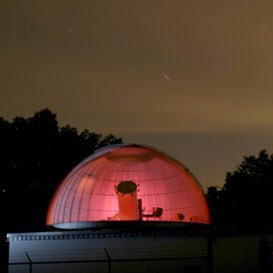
[213,150,273,228]
[206,186,225,226]
[0,109,123,232]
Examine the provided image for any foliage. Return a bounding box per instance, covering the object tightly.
[207,150,273,229]
[0,109,122,232]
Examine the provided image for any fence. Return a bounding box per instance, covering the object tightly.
[7,227,273,273]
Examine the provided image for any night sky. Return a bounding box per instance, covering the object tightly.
[2,0,273,188]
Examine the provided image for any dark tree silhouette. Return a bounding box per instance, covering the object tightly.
[206,186,225,226]
[207,150,273,230]
[0,109,122,232]
[223,150,273,228]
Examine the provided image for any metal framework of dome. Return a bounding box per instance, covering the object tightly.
[46,144,210,229]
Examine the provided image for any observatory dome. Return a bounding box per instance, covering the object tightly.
[47,144,210,229]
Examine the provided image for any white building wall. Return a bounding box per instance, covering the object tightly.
[7,230,209,273]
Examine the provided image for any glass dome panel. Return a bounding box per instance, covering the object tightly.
[46,144,210,228]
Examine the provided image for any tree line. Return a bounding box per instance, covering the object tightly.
[207,149,273,230]
[0,109,122,232]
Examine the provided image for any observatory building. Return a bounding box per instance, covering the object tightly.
[47,144,210,229]
[7,144,211,273]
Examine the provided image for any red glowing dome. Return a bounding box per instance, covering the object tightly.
[47,144,210,229]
